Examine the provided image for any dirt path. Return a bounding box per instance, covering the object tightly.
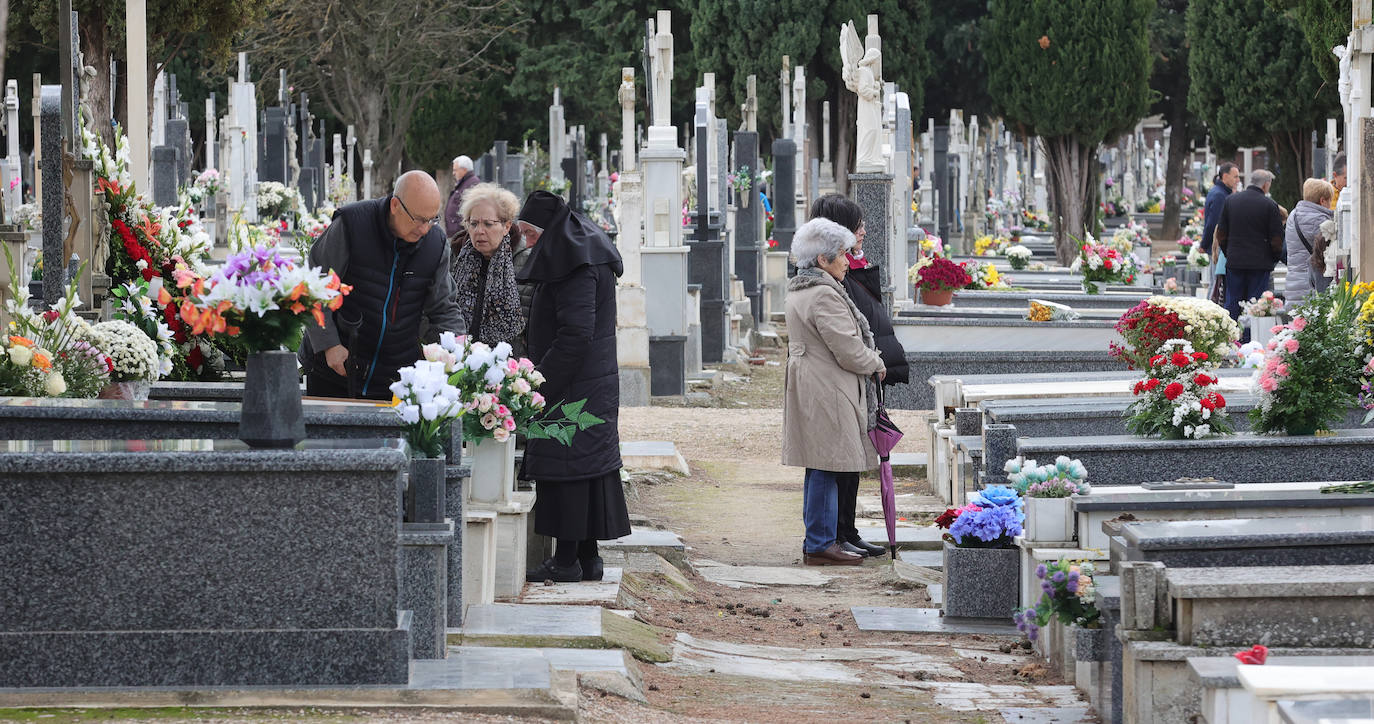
[597,351,1097,723]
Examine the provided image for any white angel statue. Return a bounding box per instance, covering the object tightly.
[841,20,884,173]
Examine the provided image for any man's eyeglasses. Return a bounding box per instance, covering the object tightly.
[397,196,441,228]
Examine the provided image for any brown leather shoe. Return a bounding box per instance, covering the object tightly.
[803,543,865,566]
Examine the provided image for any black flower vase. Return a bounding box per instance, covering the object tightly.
[239,350,306,447]
[405,456,446,524]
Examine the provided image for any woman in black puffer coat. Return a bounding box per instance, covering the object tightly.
[515,191,630,584]
[809,193,909,558]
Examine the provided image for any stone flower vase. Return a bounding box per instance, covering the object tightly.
[942,540,1020,619]
[1072,624,1108,663]
[921,287,954,306]
[1024,496,1074,543]
[239,350,306,448]
[1250,316,1279,347]
[405,456,446,524]
[98,380,153,401]
[466,434,516,505]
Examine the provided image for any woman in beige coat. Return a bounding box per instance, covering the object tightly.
[782,217,887,566]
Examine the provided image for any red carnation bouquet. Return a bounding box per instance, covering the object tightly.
[914,256,973,293]
[1125,339,1232,439]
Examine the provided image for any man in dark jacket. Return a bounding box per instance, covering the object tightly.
[301,170,467,399]
[1216,169,1285,321]
[808,193,908,559]
[516,191,630,584]
[444,155,481,241]
[1201,162,1239,303]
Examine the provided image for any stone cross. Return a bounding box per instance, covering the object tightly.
[549,87,566,184]
[204,94,216,170]
[58,1,78,150]
[743,74,757,133]
[362,149,373,198]
[793,66,807,201]
[152,72,167,148]
[822,100,831,166]
[332,133,344,199]
[346,124,357,193]
[619,67,636,171]
[779,56,791,140]
[703,72,720,214]
[4,81,20,216]
[651,11,674,128]
[223,51,258,223]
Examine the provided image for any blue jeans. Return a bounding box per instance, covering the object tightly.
[803,468,840,554]
[1224,268,1272,323]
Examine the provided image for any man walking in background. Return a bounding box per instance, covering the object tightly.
[1216,169,1285,322]
[444,155,481,241]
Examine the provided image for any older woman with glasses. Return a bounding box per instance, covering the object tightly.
[783,217,887,566]
[301,170,466,399]
[450,183,525,347]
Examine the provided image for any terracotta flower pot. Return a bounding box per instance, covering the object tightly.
[921,288,954,306]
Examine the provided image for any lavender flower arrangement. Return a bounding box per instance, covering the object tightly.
[1012,559,1100,641]
[946,485,1024,549]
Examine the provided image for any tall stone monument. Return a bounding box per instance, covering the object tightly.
[689,87,727,364]
[640,10,689,396]
[841,18,885,174]
[614,67,650,405]
[733,75,763,323]
[549,88,566,187]
[844,15,894,306]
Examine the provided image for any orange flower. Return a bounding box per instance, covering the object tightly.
[311,307,325,327]
[1038,35,1051,49]
[157,286,173,305]
[135,215,161,242]
[30,351,52,372]
[290,302,306,314]
[286,281,308,302]
[8,335,34,348]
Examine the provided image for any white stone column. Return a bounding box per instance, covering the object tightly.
[4,81,20,215]
[126,0,149,193]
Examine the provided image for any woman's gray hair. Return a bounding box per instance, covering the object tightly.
[791,217,856,269]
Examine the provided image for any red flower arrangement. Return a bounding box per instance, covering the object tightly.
[1109,299,1188,369]
[110,218,158,282]
[915,256,973,292]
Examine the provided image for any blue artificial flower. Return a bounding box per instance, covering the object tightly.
[1041,581,1054,595]
[1036,563,1048,579]
[949,503,1025,545]
[1052,571,1066,583]
[976,485,1022,509]
[1066,578,1079,594]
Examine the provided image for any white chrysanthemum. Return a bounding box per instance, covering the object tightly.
[89,320,161,382]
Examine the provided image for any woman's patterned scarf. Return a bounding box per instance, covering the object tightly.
[450,236,525,346]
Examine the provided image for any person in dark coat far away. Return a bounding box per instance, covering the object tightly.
[809,193,908,559]
[516,190,629,583]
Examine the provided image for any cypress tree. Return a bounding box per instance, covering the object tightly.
[985,0,1154,263]
[1187,0,1337,208]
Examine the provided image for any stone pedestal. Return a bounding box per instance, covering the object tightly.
[641,128,688,397]
[398,521,453,659]
[152,146,178,207]
[982,423,1018,486]
[943,541,1020,620]
[613,170,650,406]
[771,139,797,252]
[649,335,687,396]
[0,441,413,686]
[39,85,62,306]
[849,172,895,306]
[687,230,727,364]
[444,465,466,627]
[642,243,689,396]
[763,251,790,321]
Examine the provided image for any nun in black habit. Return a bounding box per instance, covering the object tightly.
[516,191,631,583]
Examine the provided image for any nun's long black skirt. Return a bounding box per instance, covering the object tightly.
[533,471,632,541]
